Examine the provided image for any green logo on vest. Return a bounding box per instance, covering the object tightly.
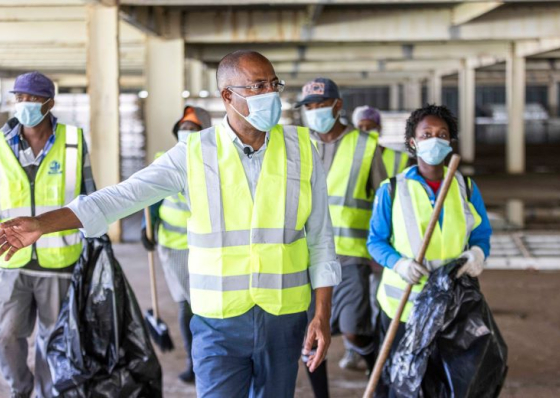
[48,160,62,175]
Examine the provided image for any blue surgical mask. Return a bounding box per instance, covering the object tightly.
[15,99,51,128]
[178,130,196,143]
[415,137,452,165]
[229,91,282,132]
[304,100,339,134]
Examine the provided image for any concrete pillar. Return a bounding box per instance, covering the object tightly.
[86,4,121,241]
[389,83,400,111]
[429,71,442,105]
[186,58,204,96]
[548,74,558,117]
[145,35,185,163]
[206,68,218,96]
[506,45,526,174]
[458,61,476,163]
[506,199,525,228]
[403,80,421,111]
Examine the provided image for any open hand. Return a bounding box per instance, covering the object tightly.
[0,217,43,260]
[302,315,331,372]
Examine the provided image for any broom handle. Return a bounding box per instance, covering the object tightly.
[363,154,461,398]
[144,207,159,320]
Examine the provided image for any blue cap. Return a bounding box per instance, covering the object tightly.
[295,77,340,108]
[10,71,55,98]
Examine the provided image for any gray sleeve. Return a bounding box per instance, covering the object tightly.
[305,146,342,289]
[67,142,188,237]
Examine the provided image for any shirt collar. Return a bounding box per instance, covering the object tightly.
[3,114,58,140]
[221,115,270,152]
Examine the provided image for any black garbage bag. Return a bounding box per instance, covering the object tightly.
[47,236,162,397]
[388,258,508,398]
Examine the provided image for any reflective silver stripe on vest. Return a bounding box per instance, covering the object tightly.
[328,131,373,210]
[162,197,189,211]
[328,196,372,210]
[64,125,79,206]
[251,270,309,289]
[36,231,82,249]
[190,126,306,247]
[283,126,300,232]
[456,171,476,251]
[200,127,224,233]
[160,220,189,234]
[332,227,368,239]
[396,171,474,270]
[189,271,310,291]
[190,273,250,291]
[384,284,419,302]
[393,151,403,176]
[1,205,61,220]
[188,228,305,248]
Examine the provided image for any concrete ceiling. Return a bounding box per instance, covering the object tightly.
[0,0,559,88]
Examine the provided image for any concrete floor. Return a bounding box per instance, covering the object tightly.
[1,242,560,397]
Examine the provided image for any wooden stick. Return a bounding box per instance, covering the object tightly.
[363,154,462,398]
[144,207,159,320]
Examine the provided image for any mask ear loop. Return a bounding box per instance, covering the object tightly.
[331,99,342,124]
[227,88,250,120]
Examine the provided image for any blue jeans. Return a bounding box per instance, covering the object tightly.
[191,306,307,398]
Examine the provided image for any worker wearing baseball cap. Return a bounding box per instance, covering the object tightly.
[141,105,212,383]
[353,106,410,178]
[0,71,96,398]
[296,78,387,397]
[0,52,341,398]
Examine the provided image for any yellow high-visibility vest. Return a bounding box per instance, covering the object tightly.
[153,152,190,251]
[382,147,409,178]
[0,123,83,269]
[376,167,482,322]
[322,129,378,259]
[186,124,313,319]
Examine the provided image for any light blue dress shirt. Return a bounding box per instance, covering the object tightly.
[67,117,341,289]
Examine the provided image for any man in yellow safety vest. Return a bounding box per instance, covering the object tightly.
[0,52,341,398]
[0,72,95,398]
[296,78,387,397]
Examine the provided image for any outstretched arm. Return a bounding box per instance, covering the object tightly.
[0,142,189,260]
[0,208,81,260]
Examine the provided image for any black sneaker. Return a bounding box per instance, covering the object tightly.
[179,368,195,383]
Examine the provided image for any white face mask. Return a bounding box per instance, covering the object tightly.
[178,130,197,142]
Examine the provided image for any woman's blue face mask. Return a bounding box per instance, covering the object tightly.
[414,137,452,165]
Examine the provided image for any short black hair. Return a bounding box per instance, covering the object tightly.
[404,104,458,156]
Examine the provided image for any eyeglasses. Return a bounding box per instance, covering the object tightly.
[227,80,285,94]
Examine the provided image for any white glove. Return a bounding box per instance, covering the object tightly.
[457,246,485,277]
[393,258,429,285]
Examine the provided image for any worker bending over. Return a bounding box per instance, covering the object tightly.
[141,105,211,383]
[367,104,492,397]
[0,51,341,398]
[297,78,387,397]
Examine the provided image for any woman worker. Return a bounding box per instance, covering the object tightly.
[366,104,493,395]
